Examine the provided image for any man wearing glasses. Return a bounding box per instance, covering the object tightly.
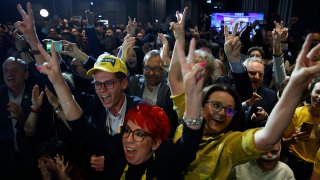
[127,50,178,139]
[80,54,142,178]
[87,54,142,136]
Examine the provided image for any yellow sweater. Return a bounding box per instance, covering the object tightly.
[175,126,264,179]
[283,106,320,163]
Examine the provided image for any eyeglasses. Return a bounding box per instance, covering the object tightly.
[143,66,164,74]
[92,79,121,90]
[206,100,236,117]
[122,126,153,142]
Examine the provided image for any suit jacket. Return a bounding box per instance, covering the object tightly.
[247,86,278,128]
[232,71,278,128]
[0,84,38,178]
[127,75,178,138]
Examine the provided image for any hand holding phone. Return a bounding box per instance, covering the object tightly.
[300,122,313,136]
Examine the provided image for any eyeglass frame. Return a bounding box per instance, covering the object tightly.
[92,79,122,90]
[122,126,153,142]
[143,66,164,74]
[206,100,236,117]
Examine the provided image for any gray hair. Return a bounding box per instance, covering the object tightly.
[243,57,264,68]
[143,49,161,63]
[3,57,28,72]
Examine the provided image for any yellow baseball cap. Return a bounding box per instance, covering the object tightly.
[87,54,128,76]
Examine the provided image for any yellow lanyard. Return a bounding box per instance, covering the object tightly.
[120,164,147,180]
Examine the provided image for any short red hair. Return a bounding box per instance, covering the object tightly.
[124,103,171,141]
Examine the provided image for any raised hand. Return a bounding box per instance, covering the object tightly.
[120,34,136,62]
[31,85,44,111]
[176,38,206,120]
[170,7,188,42]
[36,42,64,84]
[54,154,70,179]
[85,10,94,28]
[14,2,38,44]
[224,22,241,62]
[126,16,137,36]
[13,29,28,50]
[245,92,262,107]
[158,33,170,66]
[274,21,288,42]
[60,40,89,61]
[289,33,320,89]
[45,86,60,108]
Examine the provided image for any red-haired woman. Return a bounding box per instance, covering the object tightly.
[103,103,203,179]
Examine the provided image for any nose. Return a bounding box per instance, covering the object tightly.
[217,107,227,116]
[149,69,154,75]
[265,152,273,158]
[126,132,134,143]
[253,72,260,79]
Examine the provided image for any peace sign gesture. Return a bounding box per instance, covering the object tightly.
[290,33,320,88]
[274,21,288,42]
[170,7,188,42]
[224,22,241,62]
[14,2,38,44]
[176,38,206,126]
[126,16,137,36]
[36,42,83,121]
[36,43,64,84]
[177,38,206,99]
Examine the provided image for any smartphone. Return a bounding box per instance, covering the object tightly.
[300,122,313,136]
[46,41,63,53]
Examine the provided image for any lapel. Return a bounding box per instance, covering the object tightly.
[155,77,167,105]
[20,84,32,115]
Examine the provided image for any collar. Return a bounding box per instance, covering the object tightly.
[106,94,127,124]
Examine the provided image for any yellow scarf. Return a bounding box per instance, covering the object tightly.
[120,164,147,180]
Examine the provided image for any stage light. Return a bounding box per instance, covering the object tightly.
[40,9,49,17]
[90,1,94,6]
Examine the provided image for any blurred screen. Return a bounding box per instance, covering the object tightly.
[211,12,264,32]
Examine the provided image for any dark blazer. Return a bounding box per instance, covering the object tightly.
[0,84,38,179]
[127,74,179,139]
[246,86,278,128]
[232,71,277,128]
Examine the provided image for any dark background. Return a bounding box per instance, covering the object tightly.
[1,0,319,31]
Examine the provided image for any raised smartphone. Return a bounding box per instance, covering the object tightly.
[46,41,63,53]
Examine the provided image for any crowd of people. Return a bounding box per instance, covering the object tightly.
[1,2,320,180]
